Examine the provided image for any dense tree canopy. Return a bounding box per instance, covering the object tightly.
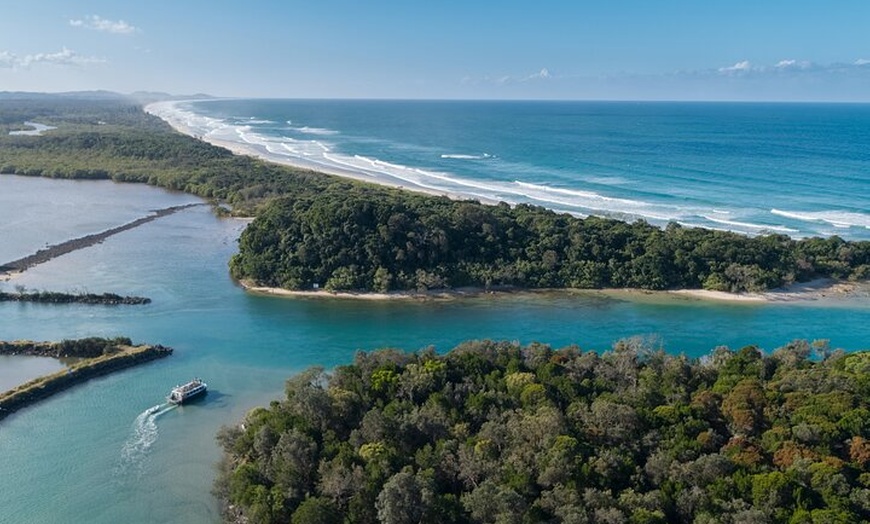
[230,188,870,293]
[0,97,334,215]
[216,340,870,523]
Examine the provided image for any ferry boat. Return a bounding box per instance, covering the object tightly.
[168,378,207,404]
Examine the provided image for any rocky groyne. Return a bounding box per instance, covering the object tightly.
[0,203,203,276]
[0,340,172,421]
[0,291,150,305]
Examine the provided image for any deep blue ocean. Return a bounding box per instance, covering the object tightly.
[167,99,870,240]
[0,100,868,523]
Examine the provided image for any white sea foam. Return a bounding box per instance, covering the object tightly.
[771,209,870,229]
[585,176,629,186]
[144,100,867,240]
[703,215,798,233]
[291,126,338,136]
[441,153,492,160]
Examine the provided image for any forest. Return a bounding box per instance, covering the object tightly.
[229,188,870,293]
[215,340,870,523]
[2,95,868,293]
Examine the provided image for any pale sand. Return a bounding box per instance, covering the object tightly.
[144,101,482,203]
[241,278,869,304]
[669,278,869,303]
[240,280,493,301]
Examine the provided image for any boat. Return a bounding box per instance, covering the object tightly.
[167,378,207,404]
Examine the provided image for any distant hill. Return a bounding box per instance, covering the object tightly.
[0,90,215,104]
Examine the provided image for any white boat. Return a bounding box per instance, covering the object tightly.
[167,378,207,404]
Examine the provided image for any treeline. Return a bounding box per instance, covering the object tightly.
[0,97,334,215]
[215,340,870,524]
[230,187,870,292]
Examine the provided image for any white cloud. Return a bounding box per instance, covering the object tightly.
[69,15,138,35]
[718,60,754,75]
[774,59,813,70]
[480,68,555,86]
[855,59,870,66]
[0,51,16,68]
[0,48,105,68]
[529,68,551,80]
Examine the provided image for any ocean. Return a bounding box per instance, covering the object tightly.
[0,99,868,523]
[158,99,870,240]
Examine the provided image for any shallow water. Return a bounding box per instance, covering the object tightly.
[0,174,866,523]
[0,355,65,391]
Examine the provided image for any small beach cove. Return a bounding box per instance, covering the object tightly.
[240,277,870,307]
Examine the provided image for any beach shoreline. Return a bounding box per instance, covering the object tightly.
[144,101,481,203]
[240,278,869,305]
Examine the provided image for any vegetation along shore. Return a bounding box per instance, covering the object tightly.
[0,95,867,299]
[216,340,870,523]
[0,337,172,421]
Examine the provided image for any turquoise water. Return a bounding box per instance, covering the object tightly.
[0,143,868,520]
[162,100,870,240]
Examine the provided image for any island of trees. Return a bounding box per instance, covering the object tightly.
[215,340,870,523]
[1,95,867,295]
[229,188,870,293]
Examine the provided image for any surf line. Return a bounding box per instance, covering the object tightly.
[0,203,205,277]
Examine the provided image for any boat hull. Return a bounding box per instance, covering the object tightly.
[167,380,208,404]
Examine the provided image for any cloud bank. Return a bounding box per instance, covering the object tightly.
[69,15,139,35]
[715,58,869,77]
[0,48,105,68]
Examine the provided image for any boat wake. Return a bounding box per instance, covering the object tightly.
[115,403,176,477]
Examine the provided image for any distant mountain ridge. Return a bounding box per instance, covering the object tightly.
[0,90,214,103]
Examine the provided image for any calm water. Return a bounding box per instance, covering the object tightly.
[156,99,870,240]
[0,355,65,391]
[0,164,868,519]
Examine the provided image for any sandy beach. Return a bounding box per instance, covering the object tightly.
[144,101,481,203]
[668,278,870,303]
[240,278,870,305]
[240,280,498,301]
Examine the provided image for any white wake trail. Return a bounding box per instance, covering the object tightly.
[115,403,176,477]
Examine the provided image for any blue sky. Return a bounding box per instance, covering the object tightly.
[2,1,869,101]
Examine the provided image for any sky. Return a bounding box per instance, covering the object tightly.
[2,1,870,101]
